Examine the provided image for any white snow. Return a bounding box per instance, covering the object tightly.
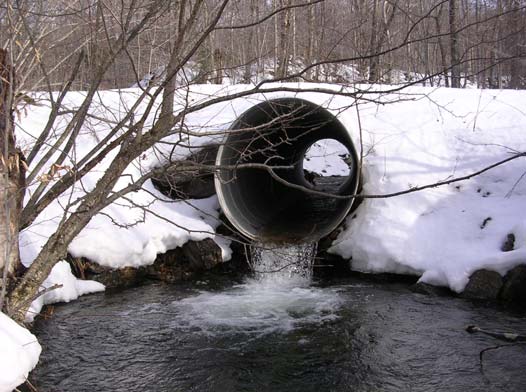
[26,261,105,322]
[0,313,41,392]
[3,83,526,391]
[328,87,526,291]
[303,139,351,176]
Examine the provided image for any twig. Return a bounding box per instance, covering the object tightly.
[467,325,526,379]
[466,325,526,342]
[265,151,525,200]
[8,283,63,319]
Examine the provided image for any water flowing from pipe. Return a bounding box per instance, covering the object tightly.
[169,242,341,336]
[249,242,318,284]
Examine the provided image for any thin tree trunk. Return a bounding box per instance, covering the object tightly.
[508,0,522,89]
[306,1,315,80]
[435,4,450,87]
[0,49,26,312]
[367,0,380,82]
[242,0,256,83]
[276,0,291,79]
[449,0,461,87]
[369,0,397,83]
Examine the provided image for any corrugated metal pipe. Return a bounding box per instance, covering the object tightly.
[215,98,359,243]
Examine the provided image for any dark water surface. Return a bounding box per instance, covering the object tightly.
[31,276,526,392]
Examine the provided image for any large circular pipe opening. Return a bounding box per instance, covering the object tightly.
[215,98,359,243]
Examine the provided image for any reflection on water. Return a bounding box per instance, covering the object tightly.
[31,276,526,392]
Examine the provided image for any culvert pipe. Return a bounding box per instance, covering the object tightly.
[215,98,360,244]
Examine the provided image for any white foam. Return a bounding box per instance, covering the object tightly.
[170,243,341,336]
[171,281,342,336]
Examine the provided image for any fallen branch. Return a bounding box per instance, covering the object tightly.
[466,325,526,342]
[466,324,526,378]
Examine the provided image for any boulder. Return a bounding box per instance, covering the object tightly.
[501,233,515,252]
[146,238,223,282]
[151,144,218,199]
[69,257,146,288]
[500,265,526,304]
[410,282,452,297]
[461,269,503,300]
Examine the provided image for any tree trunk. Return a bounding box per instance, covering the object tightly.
[276,0,291,79]
[0,49,26,312]
[435,4,449,87]
[369,0,397,83]
[242,0,257,83]
[367,0,380,82]
[449,0,461,88]
[306,1,316,80]
[508,0,522,89]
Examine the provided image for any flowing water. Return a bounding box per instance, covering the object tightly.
[30,247,526,392]
[249,242,318,281]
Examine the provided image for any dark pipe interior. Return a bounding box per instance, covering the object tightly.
[215,98,359,243]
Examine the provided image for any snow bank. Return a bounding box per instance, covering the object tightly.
[17,88,235,321]
[18,88,236,275]
[328,87,526,291]
[0,313,41,392]
[26,261,105,322]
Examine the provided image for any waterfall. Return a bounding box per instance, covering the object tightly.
[249,242,318,284]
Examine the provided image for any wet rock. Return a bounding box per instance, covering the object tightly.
[313,252,352,278]
[68,238,223,288]
[501,233,515,252]
[500,265,526,304]
[182,238,223,270]
[68,257,146,288]
[461,269,503,300]
[147,238,223,282]
[151,144,218,199]
[410,282,452,297]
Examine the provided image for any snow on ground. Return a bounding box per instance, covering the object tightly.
[328,87,526,291]
[0,313,41,392]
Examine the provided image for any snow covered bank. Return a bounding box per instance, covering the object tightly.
[26,262,105,322]
[0,313,41,392]
[329,87,526,292]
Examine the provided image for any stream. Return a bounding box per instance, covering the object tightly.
[30,269,526,391]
